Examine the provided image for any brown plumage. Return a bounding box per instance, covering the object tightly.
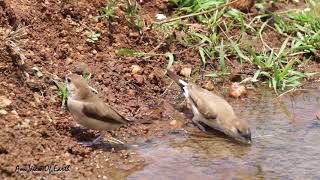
[65,74,129,146]
[167,70,251,144]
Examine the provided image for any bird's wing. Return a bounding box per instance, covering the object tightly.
[187,84,218,120]
[82,102,128,124]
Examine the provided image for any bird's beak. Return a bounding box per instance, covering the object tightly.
[238,131,251,145]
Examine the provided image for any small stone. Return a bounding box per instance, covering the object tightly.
[155,14,166,21]
[30,102,36,107]
[169,120,183,128]
[131,65,143,75]
[11,110,18,116]
[0,96,12,108]
[180,67,192,78]
[133,74,144,85]
[76,45,84,51]
[92,50,97,54]
[33,93,42,104]
[0,109,8,115]
[229,83,247,98]
[66,57,73,64]
[204,80,214,91]
[127,89,136,96]
[129,32,139,38]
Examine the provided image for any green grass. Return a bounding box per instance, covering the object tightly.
[53,80,69,108]
[163,0,318,93]
[125,0,144,32]
[95,0,114,20]
[115,0,318,93]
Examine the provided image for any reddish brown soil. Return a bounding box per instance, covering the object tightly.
[0,0,319,179]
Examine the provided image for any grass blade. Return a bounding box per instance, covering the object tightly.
[219,39,226,73]
[198,47,206,67]
[166,52,174,70]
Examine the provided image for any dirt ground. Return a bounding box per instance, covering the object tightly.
[0,0,319,179]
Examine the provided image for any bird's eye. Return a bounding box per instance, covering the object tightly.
[66,77,71,83]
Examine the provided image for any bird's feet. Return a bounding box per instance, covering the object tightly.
[78,141,100,147]
[78,132,125,147]
[103,136,125,145]
[78,132,105,147]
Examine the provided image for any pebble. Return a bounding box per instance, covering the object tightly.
[66,57,73,64]
[129,32,139,38]
[133,74,144,85]
[0,109,8,115]
[229,83,247,98]
[204,80,214,91]
[34,92,42,104]
[127,89,136,96]
[180,67,192,78]
[0,96,12,108]
[131,65,143,75]
[11,110,18,115]
[169,120,183,128]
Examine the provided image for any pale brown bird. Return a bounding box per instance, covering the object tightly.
[167,70,251,144]
[65,74,129,146]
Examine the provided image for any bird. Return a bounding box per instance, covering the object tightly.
[166,70,251,144]
[65,74,129,146]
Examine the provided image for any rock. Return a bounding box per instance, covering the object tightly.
[0,109,8,115]
[204,80,214,91]
[229,83,247,98]
[169,120,183,128]
[231,0,255,12]
[133,74,144,85]
[11,110,18,116]
[129,32,139,38]
[19,119,30,129]
[155,14,166,21]
[33,92,43,104]
[127,89,136,96]
[180,67,192,78]
[131,65,143,75]
[316,110,320,120]
[66,57,73,64]
[0,96,12,108]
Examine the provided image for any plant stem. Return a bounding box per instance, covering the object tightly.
[153,0,241,24]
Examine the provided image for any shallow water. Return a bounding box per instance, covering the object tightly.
[121,90,320,179]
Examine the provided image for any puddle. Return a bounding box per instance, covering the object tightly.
[118,90,320,179]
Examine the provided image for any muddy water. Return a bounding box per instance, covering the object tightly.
[123,90,320,179]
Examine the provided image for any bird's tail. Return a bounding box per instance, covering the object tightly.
[166,70,188,89]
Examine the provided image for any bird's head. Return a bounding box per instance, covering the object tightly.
[218,117,251,145]
[65,74,91,100]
